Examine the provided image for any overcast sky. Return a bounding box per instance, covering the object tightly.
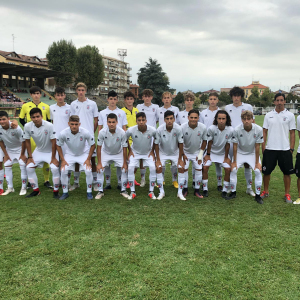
[1,0,300,93]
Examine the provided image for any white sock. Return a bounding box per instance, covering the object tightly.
[74,172,80,184]
[171,165,177,182]
[202,179,208,191]
[178,173,186,196]
[140,168,146,180]
[194,170,202,189]
[244,168,253,189]
[156,173,164,193]
[104,166,111,185]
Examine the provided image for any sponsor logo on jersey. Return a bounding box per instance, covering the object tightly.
[135,135,138,138]
[185,132,188,135]
[240,134,243,137]
[163,135,166,138]
[67,138,70,141]
[53,110,56,112]
[160,112,163,114]
[205,115,208,117]
[31,131,34,134]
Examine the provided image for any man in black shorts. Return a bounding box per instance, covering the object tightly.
[261,93,295,203]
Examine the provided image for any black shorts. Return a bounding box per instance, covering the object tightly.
[295,153,300,178]
[262,149,294,175]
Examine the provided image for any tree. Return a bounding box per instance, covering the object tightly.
[260,88,274,107]
[173,92,184,106]
[200,94,208,104]
[137,58,170,105]
[76,45,104,89]
[286,93,300,103]
[46,39,77,87]
[247,86,260,107]
[218,91,231,105]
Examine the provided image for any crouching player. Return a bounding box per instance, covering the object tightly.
[24,108,60,198]
[178,109,207,200]
[56,115,95,200]
[154,111,184,200]
[0,111,27,195]
[226,110,264,204]
[202,110,233,198]
[96,113,129,199]
[126,112,157,199]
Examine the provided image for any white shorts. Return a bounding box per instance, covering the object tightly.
[4,151,26,167]
[184,152,202,170]
[234,152,261,170]
[0,148,3,162]
[32,150,58,168]
[64,152,90,172]
[101,151,124,168]
[128,153,155,168]
[204,153,231,168]
[159,154,178,167]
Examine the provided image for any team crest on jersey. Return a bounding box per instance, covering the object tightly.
[225,134,229,139]
[87,105,90,110]
[44,130,48,135]
[80,136,83,141]
[173,133,177,137]
[135,111,137,114]
[65,110,69,114]
[283,117,287,121]
[197,131,201,136]
[11,132,15,136]
[116,137,120,142]
[242,109,245,112]
[118,114,121,118]
[152,108,155,112]
[42,106,45,110]
[147,134,151,139]
[254,134,256,138]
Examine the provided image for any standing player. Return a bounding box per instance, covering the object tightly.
[70,82,98,191]
[154,111,184,200]
[96,113,129,199]
[293,114,300,204]
[121,90,140,187]
[261,93,295,203]
[225,87,255,196]
[24,108,60,198]
[19,86,52,188]
[178,92,195,125]
[0,111,27,195]
[178,109,207,200]
[56,115,95,200]
[226,111,264,204]
[136,89,159,187]
[157,91,180,188]
[126,112,157,199]
[202,110,233,198]
[98,90,127,190]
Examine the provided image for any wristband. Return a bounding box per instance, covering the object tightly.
[290,149,294,152]
[198,149,204,160]
[207,152,210,155]
[28,156,32,158]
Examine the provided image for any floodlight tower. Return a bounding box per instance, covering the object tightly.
[117,49,127,61]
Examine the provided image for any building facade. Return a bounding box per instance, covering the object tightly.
[242,81,269,100]
[98,56,132,98]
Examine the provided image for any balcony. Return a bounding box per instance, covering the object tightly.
[111,76,118,81]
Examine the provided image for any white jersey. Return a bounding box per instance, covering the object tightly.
[126,125,156,155]
[98,107,127,128]
[70,98,98,134]
[0,122,23,153]
[98,126,127,155]
[231,123,264,155]
[181,122,207,154]
[200,108,219,128]
[57,127,95,156]
[154,122,183,156]
[136,103,159,128]
[297,115,300,154]
[178,110,189,125]
[24,120,56,153]
[50,103,71,138]
[225,103,254,128]
[263,109,296,151]
[157,105,180,127]
[206,125,234,156]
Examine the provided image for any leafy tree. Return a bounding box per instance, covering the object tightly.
[76,45,104,89]
[195,91,201,98]
[46,39,77,87]
[200,94,208,104]
[218,91,231,105]
[137,58,170,105]
[286,93,300,103]
[260,88,274,107]
[247,86,260,107]
[194,96,201,108]
[173,92,184,106]
[251,86,260,98]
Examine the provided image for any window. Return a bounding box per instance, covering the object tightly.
[105,88,108,91]
[105,81,107,84]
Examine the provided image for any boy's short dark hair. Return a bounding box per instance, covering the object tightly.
[0,111,9,118]
[69,115,80,122]
[55,86,65,94]
[30,86,42,94]
[229,87,245,99]
[136,112,146,119]
[188,109,200,116]
[274,92,285,100]
[164,110,174,119]
[124,91,135,99]
[29,108,42,117]
[208,92,219,98]
[108,91,118,98]
[107,113,118,121]
[142,89,153,97]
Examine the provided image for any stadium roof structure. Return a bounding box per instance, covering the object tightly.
[0,62,71,78]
